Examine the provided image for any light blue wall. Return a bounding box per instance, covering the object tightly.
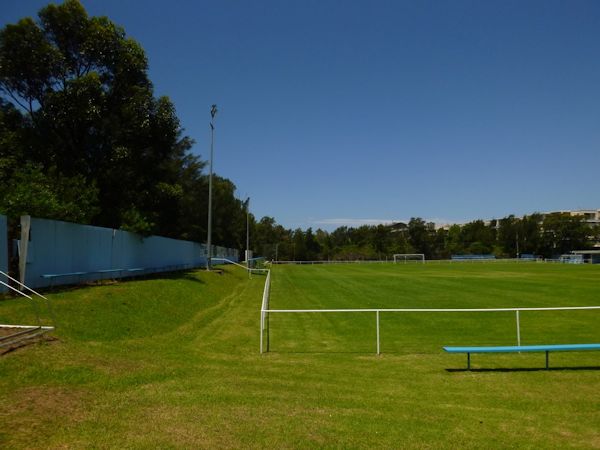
[23,217,239,288]
[0,215,6,293]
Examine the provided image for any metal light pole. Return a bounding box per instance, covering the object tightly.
[206,104,217,270]
[245,197,250,266]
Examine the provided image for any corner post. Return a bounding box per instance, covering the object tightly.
[515,310,521,346]
[376,310,380,355]
[260,310,264,354]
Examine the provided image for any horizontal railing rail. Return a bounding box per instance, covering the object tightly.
[0,271,56,347]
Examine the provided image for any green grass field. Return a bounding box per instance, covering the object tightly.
[268,262,600,354]
[1,263,599,448]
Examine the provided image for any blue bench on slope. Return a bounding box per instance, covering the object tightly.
[443,343,600,370]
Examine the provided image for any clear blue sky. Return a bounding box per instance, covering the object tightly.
[3,1,600,230]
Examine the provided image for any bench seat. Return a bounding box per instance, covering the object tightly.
[444,343,600,353]
[443,343,600,369]
[41,271,87,279]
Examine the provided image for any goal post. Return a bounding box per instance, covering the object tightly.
[393,253,425,264]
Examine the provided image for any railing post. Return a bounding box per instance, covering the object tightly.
[516,310,521,346]
[260,310,264,354]
[376,310,380,355]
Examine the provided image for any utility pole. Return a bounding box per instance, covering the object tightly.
[206,104,217,270]
[245,197,250,266]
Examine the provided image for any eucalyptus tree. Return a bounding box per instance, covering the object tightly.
[0,0,192,235]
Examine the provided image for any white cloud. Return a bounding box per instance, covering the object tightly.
[310,218,406,227]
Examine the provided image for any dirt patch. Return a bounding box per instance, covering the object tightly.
[0,385,91,447]
[9,386,88,419]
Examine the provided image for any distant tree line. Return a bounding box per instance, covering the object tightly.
[0,0,247,251]
[249,214,598,261]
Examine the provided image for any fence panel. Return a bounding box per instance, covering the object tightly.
[20,216,237,288]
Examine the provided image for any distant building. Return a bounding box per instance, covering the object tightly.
[431,209,599,248]
[540,209,600,226]
[540,210,600,248]
[393,209,600,240]
[570,250,600,264]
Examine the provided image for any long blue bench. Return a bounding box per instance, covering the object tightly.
[39,265,195,286]
[41,271,87,279]
[443,343,600,370]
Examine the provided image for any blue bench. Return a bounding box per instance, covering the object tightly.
[41,271,87,279]
[443,343,600,370]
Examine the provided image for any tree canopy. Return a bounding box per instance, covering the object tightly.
[248,213,595,261]
[0,0,247,250]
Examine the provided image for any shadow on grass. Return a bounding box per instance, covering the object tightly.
[446,366,600,372]
[265,350,375,355]
[160,270,207,284]
[21,268,210,295]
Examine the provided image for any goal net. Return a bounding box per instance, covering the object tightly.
[393,254,425,264]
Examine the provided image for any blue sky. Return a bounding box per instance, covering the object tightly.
[3,1,600,230]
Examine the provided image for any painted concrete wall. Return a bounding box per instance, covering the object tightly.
[0,215,6,293]
[21,216,238,288]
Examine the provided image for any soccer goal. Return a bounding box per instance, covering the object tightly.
[393,253,425,264]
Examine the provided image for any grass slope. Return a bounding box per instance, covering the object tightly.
[0,263,598,448]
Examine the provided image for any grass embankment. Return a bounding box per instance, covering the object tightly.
[0,263,599,448]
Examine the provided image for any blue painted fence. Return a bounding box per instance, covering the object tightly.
[21,216,238,288]
[451,254,496,261]
[0,215,6,293]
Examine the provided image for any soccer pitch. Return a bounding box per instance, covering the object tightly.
[1,263,599,448]
[267,262,600,356]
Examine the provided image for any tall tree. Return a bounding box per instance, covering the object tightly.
[407,218,434,256]
[539,213,591,257]
[0,0,192,235]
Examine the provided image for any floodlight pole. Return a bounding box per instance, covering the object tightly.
[206,104,217,270]
[246,197,250,266]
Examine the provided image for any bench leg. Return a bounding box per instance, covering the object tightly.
[467,353,471,370]
[545,351,549,370]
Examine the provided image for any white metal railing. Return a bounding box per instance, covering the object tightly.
[259,269,271,353]
[0,270,56,347]
[211,257,269,277]
[260,305,600,354]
